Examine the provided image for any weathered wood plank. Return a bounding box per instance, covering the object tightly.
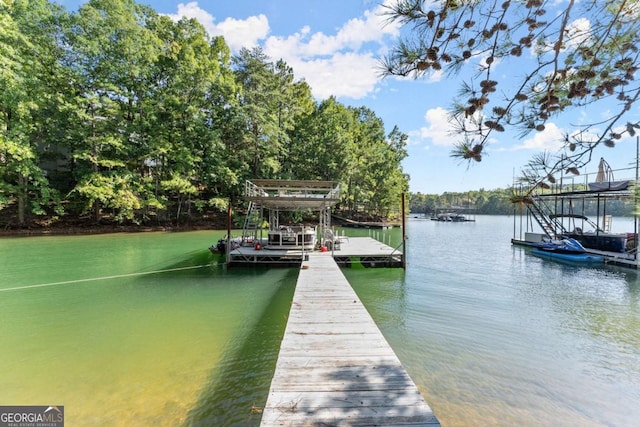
[264,389,428,409]
[277,344,394,354]
[335,237,400,257]
[274,355,401,369]
[285,325,380,335]
[269,363,415,379]
[260,407,440,426]
[263,408,440,427]
[260,252,440,426]
[268,371,415,391]
[267,381,418,393]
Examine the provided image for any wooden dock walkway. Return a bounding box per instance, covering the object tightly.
[260,252,440,426]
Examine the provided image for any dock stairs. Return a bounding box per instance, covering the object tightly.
[241,201,262,245]
[525,195,569,238]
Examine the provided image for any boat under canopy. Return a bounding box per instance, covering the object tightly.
[266,225,316,250]
[244,179,340,251]
[549,213,633,253]
[510,156,639,268]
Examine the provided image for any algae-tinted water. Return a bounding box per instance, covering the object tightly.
[0,231,295,426]
[2,218,639,426]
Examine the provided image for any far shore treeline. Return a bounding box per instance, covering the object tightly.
[410,188,636,217]
[1,0,409,230]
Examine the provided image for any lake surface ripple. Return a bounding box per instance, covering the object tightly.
[347,216,640,427]
[1,217,639,426]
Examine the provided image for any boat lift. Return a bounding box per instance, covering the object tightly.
[511,155,639,268]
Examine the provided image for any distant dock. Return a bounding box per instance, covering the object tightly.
[260,252,440,426]
[333,214,397,229]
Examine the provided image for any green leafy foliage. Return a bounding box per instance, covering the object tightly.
[0,0,409,227]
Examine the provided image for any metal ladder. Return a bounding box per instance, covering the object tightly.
[527,196,568,238]
[241,201,262,245]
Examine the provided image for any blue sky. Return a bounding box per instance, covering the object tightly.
[54,0,640,194]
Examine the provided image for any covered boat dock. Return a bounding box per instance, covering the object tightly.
[511,158,639,268]
[226,180,404,267]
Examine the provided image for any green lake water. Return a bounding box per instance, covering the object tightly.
[1,216,639,426]
[0,231,296,426]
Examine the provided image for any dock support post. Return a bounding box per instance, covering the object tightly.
[636,136,639,265]
[402,192,407,270]
[226,198,232,267]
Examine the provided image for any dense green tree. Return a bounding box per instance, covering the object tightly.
[0,0,409,227]
[146,16,237,221]
[288,97,352,182]
[233,47,290,178]
[409,186,634,216]
[63,0,163,221]
[347,108,408,218]
[376,125,409,217]
[288,101,409,218]
[0,0,65,224]
[280,78,315,180]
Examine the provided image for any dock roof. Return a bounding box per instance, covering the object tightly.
[244,179,340,210]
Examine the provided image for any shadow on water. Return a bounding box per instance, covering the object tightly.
[532,253,640,294]
[153,249,223,275]
[183,268,297,426]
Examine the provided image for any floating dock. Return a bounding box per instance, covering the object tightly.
[227,237,403,268]
[260,252,439,426]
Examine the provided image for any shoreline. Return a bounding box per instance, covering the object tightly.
[0,214,396,237]
[0,224,221,237]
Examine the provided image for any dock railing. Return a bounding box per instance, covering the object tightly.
[245,180,268,198]
[530,164,637,195]
[245,179,340,200]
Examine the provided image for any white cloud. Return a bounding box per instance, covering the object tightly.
[166,2,269,51]
[408,107,459,147]
[166,2,216,32]
[335,7,400,50]
[428,70,444,83]
[262,3,400,99]
[565,17,592,49]
[408,107,505,149]
[535,16,591,55]
[264,31,383,99]
[513,122,565,151]
[216,15,269,50]
[167,1,401,100]
[285,52,381,100]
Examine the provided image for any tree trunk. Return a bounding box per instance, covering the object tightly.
[18,175,26,225]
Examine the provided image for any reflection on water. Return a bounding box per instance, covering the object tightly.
[1,219,639,426]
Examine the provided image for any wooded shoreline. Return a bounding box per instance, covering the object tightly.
[0,222,220,237]
[2,1,408,231]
